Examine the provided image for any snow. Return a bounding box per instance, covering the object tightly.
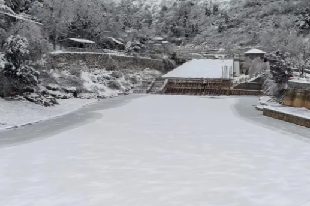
[0,53,5,68]
[163,59,234,79]
[50,51,128,57]
[108,37,124,45]
[69,38,95,44]
[0,98,97,131]
[80,71,121,98]
[289,78,310,84]
[1,96,310,206]
[245,49,266,54]
[258,96,310,120]
[265,105,310,120]
[153,37,164,41]
[259,96,281,107]
[0,10,42,25]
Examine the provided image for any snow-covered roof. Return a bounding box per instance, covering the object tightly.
[108,37,124,45]
[69,38,95,44]
[245,49,266,54]
[153,37,164,41]
[163,59,234,79]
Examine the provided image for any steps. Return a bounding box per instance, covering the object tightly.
[133,81,151,94]
[162,79,231,96]
[148,78,166,94]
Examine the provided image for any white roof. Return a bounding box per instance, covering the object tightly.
[108,37,124,45]
[153,37,164,41]
[69,38,95,44]
[245,49,266,54]
[163,59,234,79]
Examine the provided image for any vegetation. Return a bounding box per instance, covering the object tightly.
[1,0,310,102]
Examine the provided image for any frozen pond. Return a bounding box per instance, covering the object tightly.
[1,95,310,206]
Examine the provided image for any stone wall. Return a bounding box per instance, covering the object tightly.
[51,52,166,72]
[230,89,262,96]
[288,81,310,90]
[233,82,262,90]
[284,89,310,109]
[263,108,310,128]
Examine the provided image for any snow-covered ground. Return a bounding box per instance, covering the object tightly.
[265,105,310,120]
[0,98,97,131]
[1,95,310,206]
[257,96,310,120]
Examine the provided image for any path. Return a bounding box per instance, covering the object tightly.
[1,95,310,206]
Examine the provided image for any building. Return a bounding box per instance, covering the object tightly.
[59,38,96,51]
[105,37,125,50]
[163,59,234,79]
[161,59,234,95]
[245,48,266,60]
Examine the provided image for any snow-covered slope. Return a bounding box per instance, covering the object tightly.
[114,0,232,11]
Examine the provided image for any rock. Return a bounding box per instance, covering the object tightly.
[46,84,60,91]
[63,86,77,93]
[24,93,58,107]
[46,90,73,99]
[111,71,122,78]
[108,80,122,90]
[77,93,97,99]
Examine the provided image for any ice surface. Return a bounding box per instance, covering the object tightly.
[163,59,234,79]
[1,95,310,206]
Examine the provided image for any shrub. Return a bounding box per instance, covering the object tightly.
[4,35,29,68]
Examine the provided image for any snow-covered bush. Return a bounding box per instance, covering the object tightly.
[263,51,293,102]
[265,51,292,85]
[4,35,29,68]
[0,35,40,97]
[248,58,267,76]
[8,22,51,62]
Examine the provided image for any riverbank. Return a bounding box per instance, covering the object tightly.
[0,98,97,131]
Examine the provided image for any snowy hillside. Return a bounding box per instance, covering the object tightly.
[114,0,232,11]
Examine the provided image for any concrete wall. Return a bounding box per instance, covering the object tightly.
[263,108,310,128]
[233,82,262,90]
[233,60,240,77]
[51,53,165,72]
[284,89,310,109]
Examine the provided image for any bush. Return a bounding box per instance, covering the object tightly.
[0,35,40,97]
[4,35,29,68]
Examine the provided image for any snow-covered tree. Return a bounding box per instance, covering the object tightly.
[0,35,40,97]
[4,35,29,68]
[8,22,50,62]
[30,0,75,50]
[248,58,267,76]
[263,51,293,101]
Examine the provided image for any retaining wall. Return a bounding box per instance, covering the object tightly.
[284,89,310,109]
[263,108,310,128]
[51,52,165,72]
[288,81,310,90]
[233,82,262,91]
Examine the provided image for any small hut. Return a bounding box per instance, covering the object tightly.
[245,49,266,60]
[60,38,96,51]
[105,37,125,50]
